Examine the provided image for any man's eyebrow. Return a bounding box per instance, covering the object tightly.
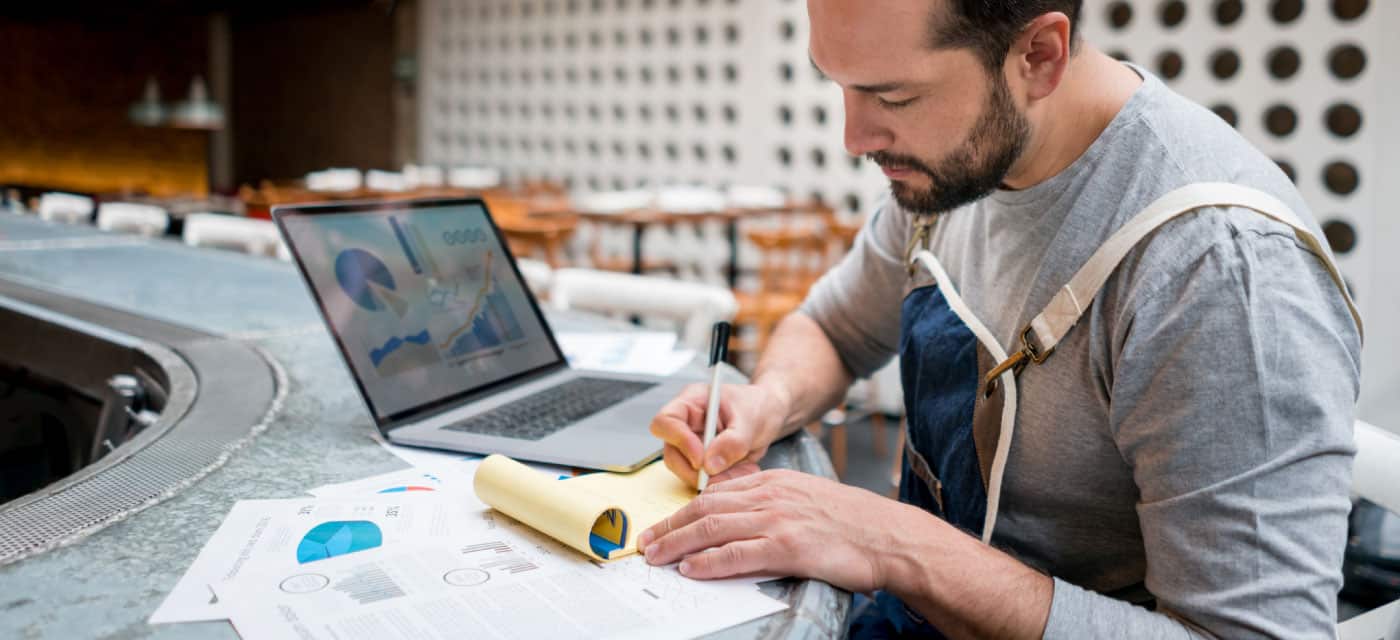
[808,53,908,93]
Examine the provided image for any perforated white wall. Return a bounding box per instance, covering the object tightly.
[1081,0,1398,425]
[420,0,1398,423]
[417,0,885,216]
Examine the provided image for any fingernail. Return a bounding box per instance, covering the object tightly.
[705,456,726,474]
[678,561,691,576]
[644,544,658,559]
[638,530,653,548]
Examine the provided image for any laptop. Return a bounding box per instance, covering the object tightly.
[274,197,690,471]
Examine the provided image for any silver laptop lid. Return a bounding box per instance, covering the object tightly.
[274,198,567,427]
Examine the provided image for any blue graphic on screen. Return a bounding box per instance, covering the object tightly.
[433,250,526,360]
[296,521,383,564]
[388,216,423,275]
[369,330,433,367]
[280,203,563,419]
[335,249,397,312]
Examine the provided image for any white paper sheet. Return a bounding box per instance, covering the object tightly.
[216,522,788,640]
[307,464,484,504]
[557,331,695,376]
[149,496,499,624]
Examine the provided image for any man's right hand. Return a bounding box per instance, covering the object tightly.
[648,382,791,488]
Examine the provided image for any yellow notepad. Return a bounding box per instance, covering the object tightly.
[473,454,697,561]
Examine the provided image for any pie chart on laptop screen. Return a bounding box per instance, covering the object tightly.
[335,248,406,315]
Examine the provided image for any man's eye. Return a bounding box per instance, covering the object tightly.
[877,96,917,110]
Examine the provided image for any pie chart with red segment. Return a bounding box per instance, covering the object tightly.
[376,486,436,494]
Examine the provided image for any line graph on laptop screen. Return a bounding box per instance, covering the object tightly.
[282,203,558,419]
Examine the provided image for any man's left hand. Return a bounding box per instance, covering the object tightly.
[637,468,908,594]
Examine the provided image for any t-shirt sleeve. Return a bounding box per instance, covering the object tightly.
[798,196,910,379]
[1043,221,1361,638]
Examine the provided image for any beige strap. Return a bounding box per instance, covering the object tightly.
[1026,182,1363,357]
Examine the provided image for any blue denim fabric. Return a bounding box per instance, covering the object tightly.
[848,285,987,638]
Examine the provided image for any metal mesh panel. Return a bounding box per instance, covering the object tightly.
[0,337,285,565]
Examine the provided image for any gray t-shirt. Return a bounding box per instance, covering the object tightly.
[801,66,1362,637]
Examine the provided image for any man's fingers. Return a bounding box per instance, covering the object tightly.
[704,468,782,494]
[707,461,761,485]
[702,428,758,476]
[678,538,781,580]
[643,510,771,566]
[639,490,748,551]
[662,446,699,487]
[651,413,704,469]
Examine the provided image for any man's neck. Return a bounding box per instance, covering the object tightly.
[1002,47,1142,191]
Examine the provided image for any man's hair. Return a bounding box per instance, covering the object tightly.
[929,0,1084,70]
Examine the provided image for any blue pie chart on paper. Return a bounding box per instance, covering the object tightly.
[296,520,383,564]
[335,249,397,312]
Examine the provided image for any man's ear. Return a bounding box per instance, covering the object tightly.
[1008,12,1072,102]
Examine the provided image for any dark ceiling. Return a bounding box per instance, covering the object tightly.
[0,0,396,20]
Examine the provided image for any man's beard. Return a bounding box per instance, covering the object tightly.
[868,74,1031,215]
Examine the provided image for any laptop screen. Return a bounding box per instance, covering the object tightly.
[278,200,564,422]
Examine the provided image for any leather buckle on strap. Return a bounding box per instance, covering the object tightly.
[1020,324,1053,365]
[982,325,1056,398]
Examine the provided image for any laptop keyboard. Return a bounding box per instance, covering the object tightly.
[441,377,658,441]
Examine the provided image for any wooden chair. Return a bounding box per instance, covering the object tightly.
[729,204,843,364]
[729,207,875,477]
[485,195,579,269]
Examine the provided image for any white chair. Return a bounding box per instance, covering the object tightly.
[548,268,738,351]
[96,202,169,237]
[447,166,502,190]
[515,258,554,299]
[305,168,362,192]
[365,169,409,192]
[1340,420,1400,639]
[183,213,284,258]
[403,164,444,188]
[38,192,95,224]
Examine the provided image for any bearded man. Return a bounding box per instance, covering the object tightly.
[641,1,1362,637]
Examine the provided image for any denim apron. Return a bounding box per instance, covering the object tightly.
[848,183,1362,638]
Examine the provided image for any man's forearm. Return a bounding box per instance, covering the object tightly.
[880,502,1054,639]
[749,312,856,442]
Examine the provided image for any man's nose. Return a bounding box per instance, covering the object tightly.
[843,92,892,157]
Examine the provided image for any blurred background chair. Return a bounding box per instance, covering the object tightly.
[95,202,169,237]
[548,268,737,351]
[182,212,284,258]
[1339,421,1400,638]
[515,257,554,301]
[447,166,502,190]
[38,192,94,224]
[728,204,842,369]
[304,168,361,192]
[486,194,579,269]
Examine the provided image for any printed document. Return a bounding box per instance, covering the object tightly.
[216,521,787,640]
[149,496,498,623]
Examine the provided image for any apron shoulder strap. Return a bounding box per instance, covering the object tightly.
[985,182,1363,396]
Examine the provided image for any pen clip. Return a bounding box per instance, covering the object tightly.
[708,322,732,367]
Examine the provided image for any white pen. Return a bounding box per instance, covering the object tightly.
[696,321,731,492]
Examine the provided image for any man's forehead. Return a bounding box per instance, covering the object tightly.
[807,0,962,87]
[807,0,932,53]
